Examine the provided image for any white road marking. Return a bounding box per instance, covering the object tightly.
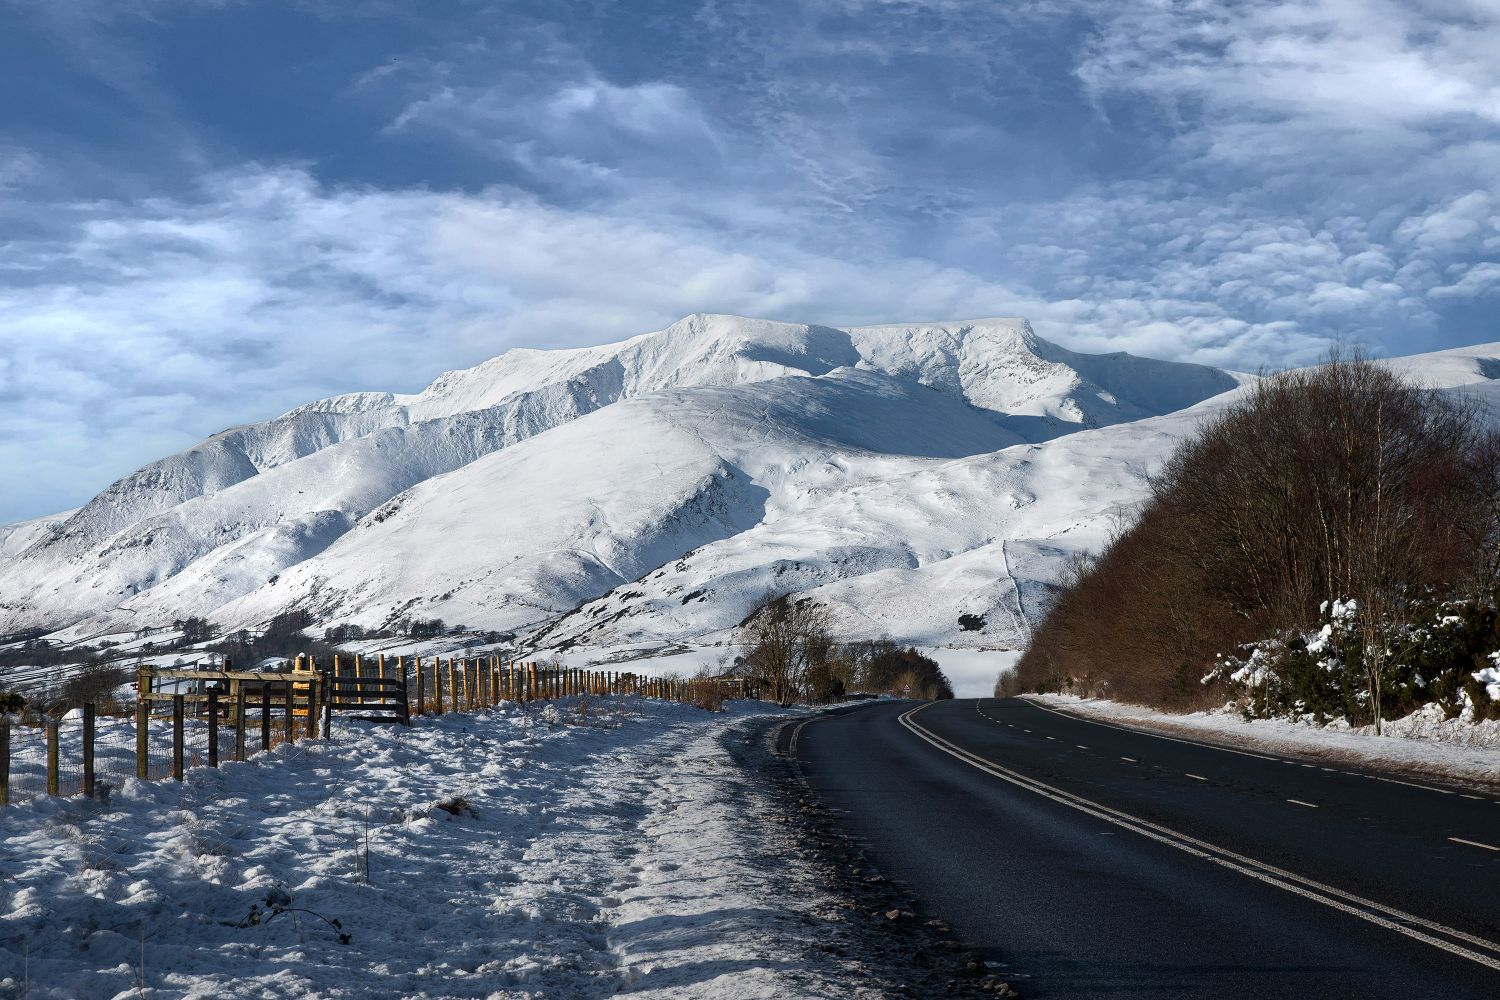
[1185,773,1207,781]
[990,699,1494,804]
[1286,799,1318,808]
[1018,700,1485,798]
[1021,698,1281,762]
[1460,794,1483,801]
[1364,772,1456,795]
[787,719,811,756]
[1449,837,1499,852]
[1076,745,1088,750]
[1046,736,1057,741]
[900,704,1500,973]
[1120,757,1137,763]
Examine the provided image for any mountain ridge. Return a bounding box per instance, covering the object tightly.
[11,313,1429,654]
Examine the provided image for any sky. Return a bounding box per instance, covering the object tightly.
[1,0,1498,523]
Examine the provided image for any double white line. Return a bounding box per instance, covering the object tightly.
[898,703,1500,972]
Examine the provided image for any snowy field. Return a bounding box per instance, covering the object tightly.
[0,698,903,1000]
[1029,694,1500,790]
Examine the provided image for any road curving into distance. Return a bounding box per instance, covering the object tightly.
[794,697,1500,999]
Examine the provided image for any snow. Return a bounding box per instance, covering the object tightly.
[0,313,1246,653]
[537,644,1016,700]
[0,697,905,999]
[1029,694,1500,789]
[1375,340,1500,389]
[1479,656,1500,700]
[6,315,1500,688]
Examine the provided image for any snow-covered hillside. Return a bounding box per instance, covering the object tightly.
[0,312,1319,658]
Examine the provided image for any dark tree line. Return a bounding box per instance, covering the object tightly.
[1007,352,1500,727]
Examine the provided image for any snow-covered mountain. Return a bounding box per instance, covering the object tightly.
[0,313,1276,653]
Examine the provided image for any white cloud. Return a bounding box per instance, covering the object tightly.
[5,0,1500,521]
[1,160,1367,521]
[1078,0,1500,141]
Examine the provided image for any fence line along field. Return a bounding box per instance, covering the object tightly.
[0,654,749,807]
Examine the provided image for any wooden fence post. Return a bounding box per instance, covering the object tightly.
[136,696,149,779]
[415,656,426,716]
[82,703,96,798]
[172,694,185,781]
[46,719,59,796]
[398,657,411,723]
[260,685,272,750]
[397,656,408,716]
[207,689,219,768]
[235,687,247,761]
[448,659,459,714]
[284,683,296,744]
[307,674,320,740]
[434,659,444,716]
[0,718,8,806]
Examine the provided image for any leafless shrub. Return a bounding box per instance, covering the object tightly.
[686,667,728,712]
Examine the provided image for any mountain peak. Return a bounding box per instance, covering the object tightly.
[0,313,1254,644]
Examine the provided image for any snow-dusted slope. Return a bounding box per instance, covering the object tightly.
[530,394,1224,654]
[1,313,1254,645]
[1378,341,1500,389]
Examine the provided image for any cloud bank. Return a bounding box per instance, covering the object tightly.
[0,0,1496,521]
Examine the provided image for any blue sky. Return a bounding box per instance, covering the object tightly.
[2,0,1498,522]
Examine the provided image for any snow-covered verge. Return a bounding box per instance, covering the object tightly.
[1027,694,1500,791]
[0,699,900,999]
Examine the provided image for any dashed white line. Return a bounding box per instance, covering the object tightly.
[1120,756,1137,763]
[1449,837,1499,852]
[1020,698,1281,763]
[1076,745,1088,750]
[1185,773,1208,781]
[901,705,1500,973]
[987,699,1496,804]
[1286,799,1319,809]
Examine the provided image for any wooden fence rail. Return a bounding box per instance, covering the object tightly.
[0,656,751,807]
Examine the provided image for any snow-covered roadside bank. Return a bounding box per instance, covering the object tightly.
[0,699,897,999]
[1027,694,1500,792]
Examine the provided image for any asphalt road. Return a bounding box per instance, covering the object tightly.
[794,697,1500,998]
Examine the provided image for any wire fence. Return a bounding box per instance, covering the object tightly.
[2,659,751,807]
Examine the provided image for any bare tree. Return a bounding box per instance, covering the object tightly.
[1013,350,1496,720]
[739,594,834,705]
